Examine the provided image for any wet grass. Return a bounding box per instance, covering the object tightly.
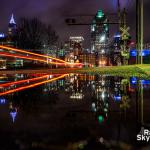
[75,64,150,79]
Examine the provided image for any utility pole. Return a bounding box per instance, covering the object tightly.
[118,0,121,30]
[136,0,143,64]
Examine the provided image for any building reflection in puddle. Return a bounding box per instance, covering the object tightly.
[0,74,148,125]
[0,73,150,149]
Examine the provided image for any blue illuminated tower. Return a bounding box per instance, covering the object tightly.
[7,14,17,46]
[7,14,23,68]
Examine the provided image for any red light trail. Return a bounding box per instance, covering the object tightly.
[0,74,68,96]
[0,75,49,87]
[0,45,82,66]
[0,73,63,87]
[0,52,64,65]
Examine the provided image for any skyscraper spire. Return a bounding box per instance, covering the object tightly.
[9,14,16,24]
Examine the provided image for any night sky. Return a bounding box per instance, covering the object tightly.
[0,0,149,47]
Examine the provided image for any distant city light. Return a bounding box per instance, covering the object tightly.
[101,92,105,99]
[92,102,96,112]
[69,36,84,42]
[100,35,106,42]
[114,96,121,101]
[104,108,108,112]
[99,60,106,65]
[101,49,105,54]
[0,33,5,38]
[114,33,121,38]
[96,9,104,18]
[70,92,84,99]
[91,25,95,32]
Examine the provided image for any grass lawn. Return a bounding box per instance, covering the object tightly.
[76,64,150,79]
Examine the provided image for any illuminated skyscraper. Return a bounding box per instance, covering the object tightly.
[91,9,109,66]
[7,14,17,46]
[69,36,84,53]
[91,9,109,52]
[69,36,84,63]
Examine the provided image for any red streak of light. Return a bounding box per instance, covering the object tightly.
[0,45,82,66]
[0,52,64,65]
[0,75,49,87]
[0,45,66,63]
[0,74,68,96]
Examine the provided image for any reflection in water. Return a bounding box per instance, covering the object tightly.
[0,74,68,96]
[0,73,150,149]
[0,97,6,104]
[131,77,148,127]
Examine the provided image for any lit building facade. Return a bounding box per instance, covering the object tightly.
[91,9,109,66]
[79,53,96,67]
[65,36,84,63]
[69,36,84,63]
[69,37,84,51]
[64,41,70,54]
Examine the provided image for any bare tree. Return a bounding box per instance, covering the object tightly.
[16,17,58,51]
[46,25,59,47]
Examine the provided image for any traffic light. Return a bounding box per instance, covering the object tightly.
[126,39,132,50]
[127,39,132,46]
[65,18,76,24]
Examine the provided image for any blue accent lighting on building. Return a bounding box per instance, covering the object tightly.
[130,49,150,57]
[141,80,150,85]
[114,95,121,101]
[0,33,5,38]
[114,33,121,38]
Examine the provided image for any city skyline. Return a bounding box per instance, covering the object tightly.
[0,0,150,47]
[0,0,150,149]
